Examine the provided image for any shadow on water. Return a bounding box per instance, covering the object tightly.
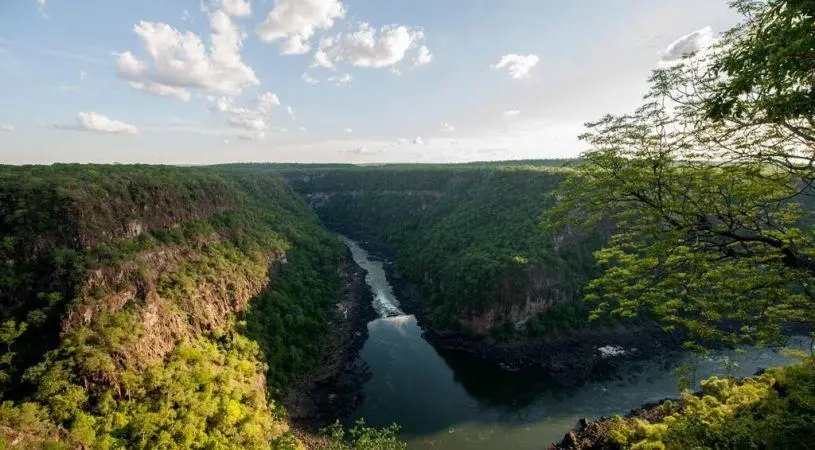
[438,347,594,410]
[342,237,814,449]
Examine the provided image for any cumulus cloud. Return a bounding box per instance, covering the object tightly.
[327,73,352,86]
[342,127,352,134]
[257,0,345,55]
[493,54,539,79]
[0,125,13,132]
[286,106,296,120]
[221,0,251,17]
[116,10,259,99]
[279,35,310,55]
[79,70,87,81]
[257,92,280,113]
[503,110,521,117]
[302,72,319,85]
[297,126,307,132]
[55,112,139,134]
[129,81,192,101]
[661,26,715,62]
[413,136,424,145]
[314,22,428,69]
[227,106,268,132]
[311,49,335,69]
[210,95,234,112]
[413,45,432,66]
[439,122,455,132]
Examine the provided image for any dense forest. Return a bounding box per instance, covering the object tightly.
[0,165,400,449]
[2,0,814,448]
[552,0,815,447]
[279,165,615,339]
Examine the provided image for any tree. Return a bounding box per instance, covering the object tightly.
[551,0,815,349]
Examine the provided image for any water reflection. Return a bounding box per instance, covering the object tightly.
[342,237,812,449]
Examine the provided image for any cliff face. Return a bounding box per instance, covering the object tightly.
[284,167,610,337]
[0,165,354,448]
[279,166,681,385]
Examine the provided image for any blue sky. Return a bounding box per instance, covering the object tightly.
[0,0,739,164]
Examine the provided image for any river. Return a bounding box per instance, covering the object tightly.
[341,237,811,449]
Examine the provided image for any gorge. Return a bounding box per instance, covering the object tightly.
[0,162,811,449]
[341,235,809,449]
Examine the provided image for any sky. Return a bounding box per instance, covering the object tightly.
[0,0,740,165]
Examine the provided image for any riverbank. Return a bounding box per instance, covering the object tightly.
[379,251,683,386]
[548,398,672,449]
[284,250,378,446]
[549,360,815,449]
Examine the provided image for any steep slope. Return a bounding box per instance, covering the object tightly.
[0,164,363,448]
[275,164,676,382]
[283,166,600,332]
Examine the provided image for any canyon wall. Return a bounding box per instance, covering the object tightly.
[0,164,360,448]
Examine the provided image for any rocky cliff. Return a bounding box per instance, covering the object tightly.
[276,165,678,383]
[0,164,366,448]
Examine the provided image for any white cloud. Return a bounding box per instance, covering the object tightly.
[130,81,192,101]
[297,126,307,132]
[286,106,296,120]
[257,0,345,55]
[221,0,251,17]
[503,110,521,117]
[56,112,139,135]
[228,108,268,132]
[257,92,280,113]
[439,122,455,132]
[311,49,335,69]
[327,73,352,86]
[280,35,311,54]
[79,70,88,81]
[36,0,48,18]
[181,9,192,23]
[342,127,352,134]
[116,51,146,75]
[661,26,714,62]
[302,72,319,85]
[493,54,539,79]
[0,125,13,132]
[413,45,432,67]
[116,11,259,99]
[413,136,424,145]
[315,22,427,69]
[238,131,266,141]
[210,95,234,112]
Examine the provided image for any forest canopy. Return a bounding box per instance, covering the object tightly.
[551,0,815,350]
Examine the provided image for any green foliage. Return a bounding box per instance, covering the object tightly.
[286,166,608,336]
[242,232,345,396]
[606,361,815,449]
[550,0,815,348]
[705,0,815,127]
[0,164,400,448]
[321,419,406,450]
